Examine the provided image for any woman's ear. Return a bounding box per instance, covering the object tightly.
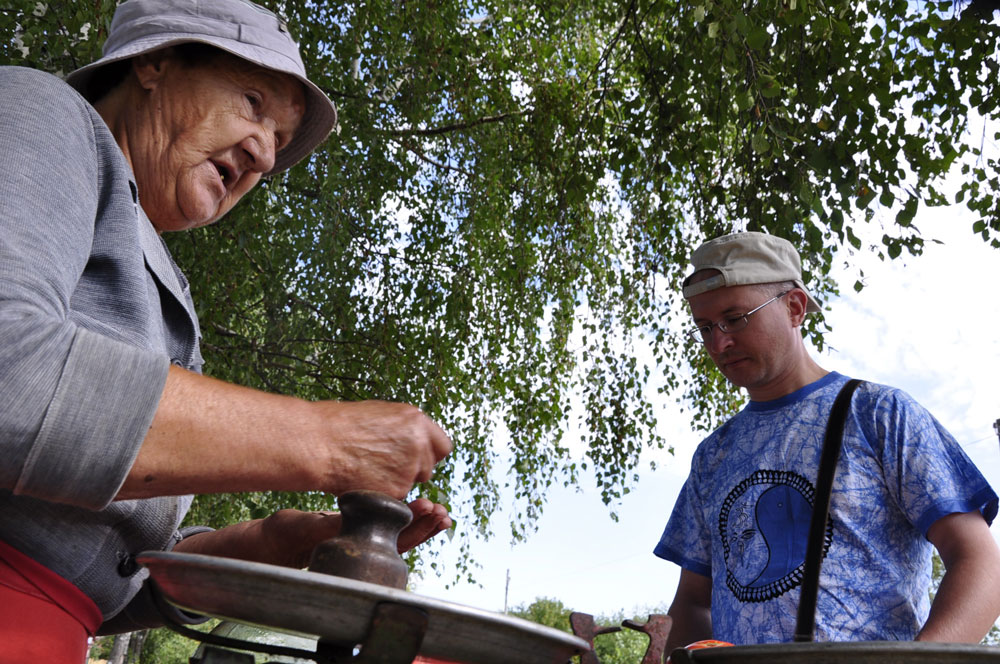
[132,47,175,90]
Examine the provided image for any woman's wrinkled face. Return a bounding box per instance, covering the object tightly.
[129,50,305,232]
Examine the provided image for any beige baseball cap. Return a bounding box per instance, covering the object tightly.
[681,231,821,313]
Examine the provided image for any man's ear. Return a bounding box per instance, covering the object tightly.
[132,48,175,90]
[786,288,809,326]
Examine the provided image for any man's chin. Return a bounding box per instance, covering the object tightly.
[720,363,755,388]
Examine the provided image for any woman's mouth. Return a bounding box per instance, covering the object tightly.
[210,160,236,191]
[215,163,231,185]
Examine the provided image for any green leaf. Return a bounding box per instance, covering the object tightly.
[856,186,877,208]
[758,75,781,98]
[751,133,770,154]
[896,198,918,226]
[735,90,754,112]
[846,227,862,250]
[747,26,769,49]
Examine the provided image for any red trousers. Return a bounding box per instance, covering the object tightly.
[0,540,102,664]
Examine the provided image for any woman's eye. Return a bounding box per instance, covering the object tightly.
[246,93,261,107]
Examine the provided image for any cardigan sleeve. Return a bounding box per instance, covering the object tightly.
[0,67,169,510]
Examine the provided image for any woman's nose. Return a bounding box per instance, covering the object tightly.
[242,130,276,174]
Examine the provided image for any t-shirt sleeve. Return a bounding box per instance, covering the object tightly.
[859,384,998,535]
[654,470,713,577]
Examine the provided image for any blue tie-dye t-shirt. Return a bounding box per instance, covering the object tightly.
[654,372,997,644]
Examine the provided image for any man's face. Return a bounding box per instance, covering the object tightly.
[688,283,802,401]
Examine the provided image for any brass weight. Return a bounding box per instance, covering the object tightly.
[308,489,412,589]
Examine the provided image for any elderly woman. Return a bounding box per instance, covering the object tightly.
[0,0,452,660]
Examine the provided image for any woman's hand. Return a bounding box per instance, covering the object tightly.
[396,498,453,553]
[173,500,453,570]
[308,401,454,500]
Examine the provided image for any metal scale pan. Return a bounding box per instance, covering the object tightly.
[669,641,1000,663]
[138,550,589,664]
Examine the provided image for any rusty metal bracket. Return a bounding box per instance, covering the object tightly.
[316,601,429,664]
[622,614,673,664]
[570,612,673,664]
[570,612,621,664]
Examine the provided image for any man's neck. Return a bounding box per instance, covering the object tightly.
[746,358,829,402]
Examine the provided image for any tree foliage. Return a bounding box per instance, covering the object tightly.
[3,0,999,570]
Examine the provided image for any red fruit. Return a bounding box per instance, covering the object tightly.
[685,639,733,650]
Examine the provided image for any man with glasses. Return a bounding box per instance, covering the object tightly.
[654,232,1000,651]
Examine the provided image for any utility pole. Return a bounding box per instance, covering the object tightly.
[504,568,510,614]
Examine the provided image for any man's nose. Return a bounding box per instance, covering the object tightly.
[705,325,735,354]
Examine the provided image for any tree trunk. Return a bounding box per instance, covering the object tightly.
[125,630,148,663]
[107,633,130,664]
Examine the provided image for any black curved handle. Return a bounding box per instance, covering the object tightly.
[794,378,863,642]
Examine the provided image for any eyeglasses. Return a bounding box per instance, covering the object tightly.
[687,291,791,344]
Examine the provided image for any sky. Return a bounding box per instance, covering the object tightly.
[408,204,1000,622]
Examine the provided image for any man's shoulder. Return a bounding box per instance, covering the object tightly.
[800,373,918,415]
[850,378,922,414]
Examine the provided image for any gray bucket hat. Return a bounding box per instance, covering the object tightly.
[682,231,822,313]
[65,0,337,175]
